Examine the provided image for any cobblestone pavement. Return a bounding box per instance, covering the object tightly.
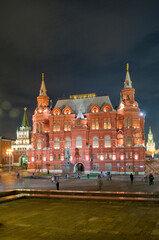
[0,173,159,193]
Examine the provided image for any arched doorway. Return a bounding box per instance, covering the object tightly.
[19,155,28,167]
[75,163,84,172]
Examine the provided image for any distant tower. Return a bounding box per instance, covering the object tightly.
[12,108,32,166]
[146,126,156,155]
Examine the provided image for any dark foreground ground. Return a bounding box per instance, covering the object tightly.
[1,198,159,240]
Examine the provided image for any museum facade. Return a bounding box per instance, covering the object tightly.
[27,65,146,174]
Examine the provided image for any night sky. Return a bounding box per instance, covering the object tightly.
[1,0,159,146]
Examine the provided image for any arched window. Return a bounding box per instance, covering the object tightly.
[105,136,111,148]
[93,137,99,148]
[126,136,132,147]
[37,140,42,149]
[76,137,82,148]
[54,138,60,149]
[65,138,71,148]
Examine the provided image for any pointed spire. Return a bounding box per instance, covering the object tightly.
[124,63,132,88]
[149,126,152,135]
[39,73,47,96]
[22,107,30,127]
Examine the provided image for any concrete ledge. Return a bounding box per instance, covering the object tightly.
[1,189,159,204]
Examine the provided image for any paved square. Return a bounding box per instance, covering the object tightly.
[1,198,159,240]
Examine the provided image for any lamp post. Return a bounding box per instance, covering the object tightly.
[6,149,13,174]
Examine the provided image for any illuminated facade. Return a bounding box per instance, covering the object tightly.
[12,108,32,166]
[27,66,146,174]
[146,126,155,156]
[0,137,14,166]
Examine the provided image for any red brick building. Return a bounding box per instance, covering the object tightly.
[27,65,145,174]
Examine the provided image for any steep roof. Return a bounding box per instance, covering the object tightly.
[22,108,30,127]
[124,63,132,89]
[55,95,113,114]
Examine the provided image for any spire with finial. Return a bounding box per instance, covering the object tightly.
[39,73,47,96]
[124,63,132,88]
[22,107,30,127]
[149,126,152,135]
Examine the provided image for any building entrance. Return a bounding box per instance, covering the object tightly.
[75,163,84,172]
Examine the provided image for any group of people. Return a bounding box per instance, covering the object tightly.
[130,172,155,185]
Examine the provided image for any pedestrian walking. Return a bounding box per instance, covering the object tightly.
[56,180,59,190]
[130,173,134,183]
[51,175,54,183]
[149,173,154,185]
[16,171,20,179]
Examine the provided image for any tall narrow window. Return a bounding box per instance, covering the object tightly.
[37,140,42,149]
[65,138,71,148]
[93,137,99,148]
[37,124,39,133]
[92,120,95,130]
[40,123,43,133]
[76,137,82,148]
[53,123,56,132]
[125,119,128,128]
[57,122,60,131]
[105,153,107,159]
[68,122,71,131]
[104,119,107,129]
[64,122,67,131]
[96,120,99,129]
[126,136,132,147]
[108,119,111,129]
[129,119,132,128]
[54,138,60,149]
[105,136,111,148]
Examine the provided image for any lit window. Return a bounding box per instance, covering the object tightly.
[64,122,67,131]
[93,164,99,171]
[126,136,132,147]
[57,122,60,131]
[65,138,71,148]
[76,137,82,148]
[53,123,56,132]
[68,122,71,131]
[93,137,99,148]
[96,120,99,129]
[37,140,42,149]
[105,163,112,171]
[92,120,95,130]
[105,136,111,148]
[54,139,60,149]
[108,119,111,129]
[104,119,107,129]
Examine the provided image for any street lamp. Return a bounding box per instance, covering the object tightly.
[6,149,13,174]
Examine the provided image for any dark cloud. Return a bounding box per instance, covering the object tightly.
[1,0,159,145]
